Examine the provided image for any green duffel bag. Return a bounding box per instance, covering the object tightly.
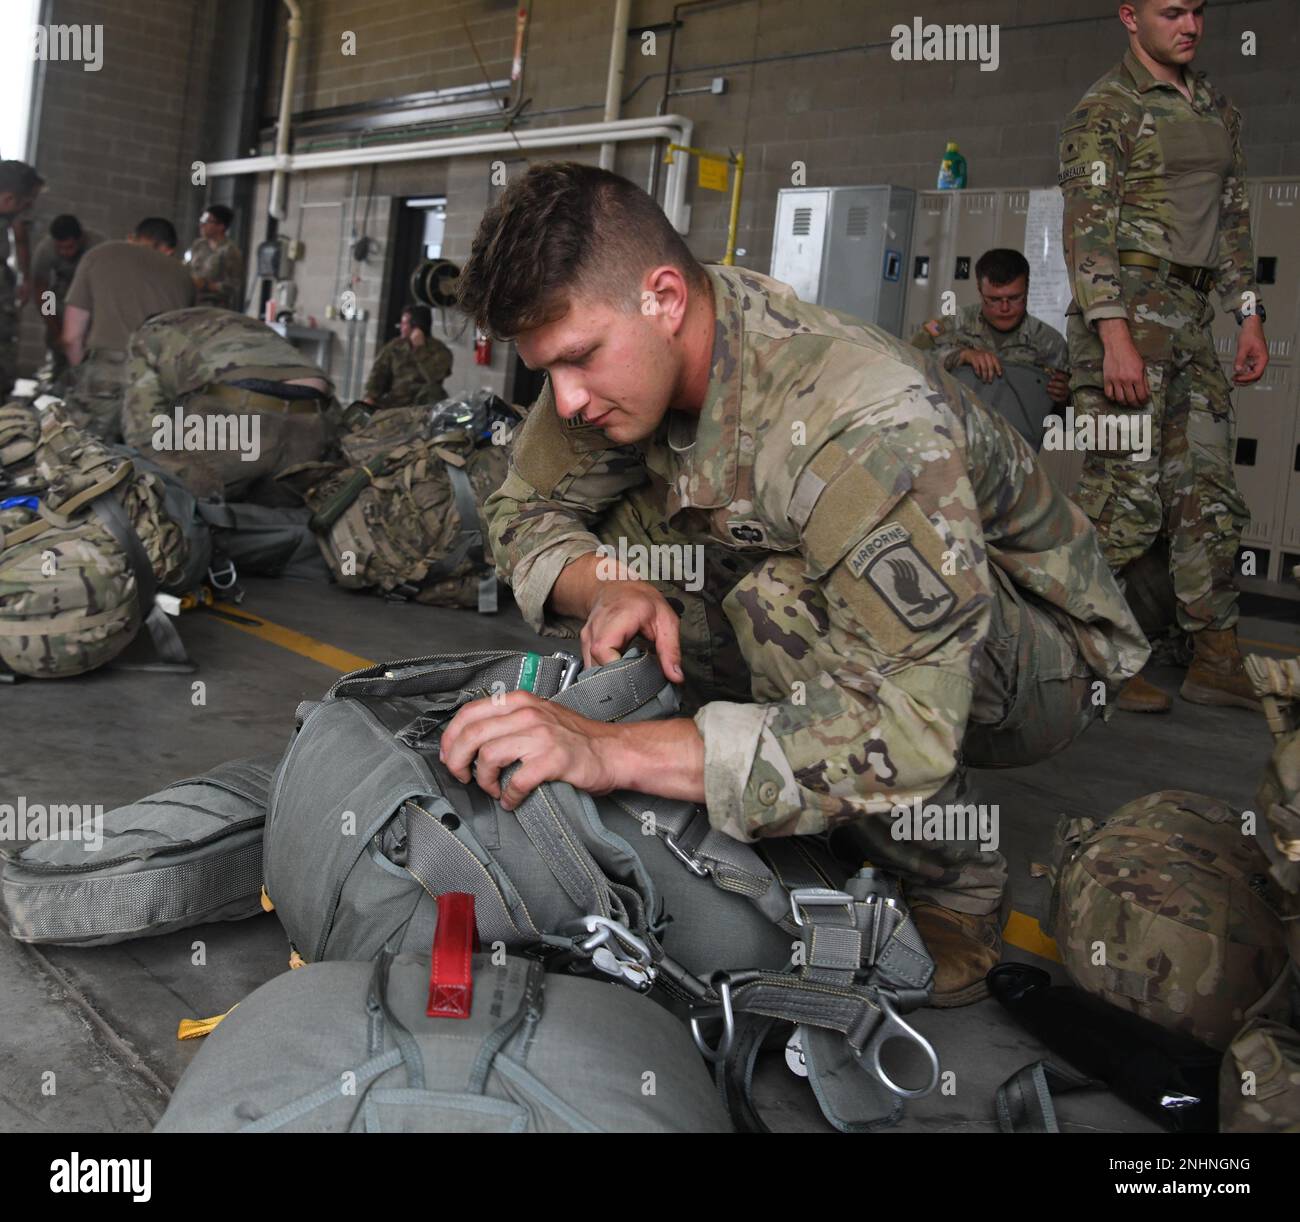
[262,647,940,1133]
[155,940,732,1133]
[2,754,279,946]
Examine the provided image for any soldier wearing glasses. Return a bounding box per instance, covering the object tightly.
[910,248,1070,405]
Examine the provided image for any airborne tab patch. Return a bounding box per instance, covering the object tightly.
[847,522,910,578]
[849,522,957,631]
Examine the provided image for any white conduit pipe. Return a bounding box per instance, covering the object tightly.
[207,115,697,233]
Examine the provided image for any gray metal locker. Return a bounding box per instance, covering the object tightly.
[903,192,953,337]
[1232,362,1294,580]
[769,186,915,335]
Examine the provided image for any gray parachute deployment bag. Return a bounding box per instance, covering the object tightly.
[3,754,278,946]
[952,363,1055,451]
[155,941,733,1133]
[262,648,940,1132]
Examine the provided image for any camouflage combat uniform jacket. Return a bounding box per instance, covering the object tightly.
[186,237,245,311]
[910,303,1068,373]
[1060,48,1257,324]
[364,336,453,408]
[122,307,330,444]
[487,266,1145,841]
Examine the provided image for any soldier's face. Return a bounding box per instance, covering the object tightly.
[398,313,412,340]
[979,276,1028,331]
[1125,1,1205,65]
[54,238,81,260]
[516,288,683,444]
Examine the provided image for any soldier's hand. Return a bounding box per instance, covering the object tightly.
[583,578,685,683]
[438,691,622,811]
[959,348,1001,382]
[1233,317,1268,385]
[1101,335,1149,407]
[1046,369,1070,404]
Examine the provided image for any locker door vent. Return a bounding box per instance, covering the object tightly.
[846,205,870,237]
[792,207,813,236]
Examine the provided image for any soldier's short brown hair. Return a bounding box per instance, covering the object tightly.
[456,161,706,339]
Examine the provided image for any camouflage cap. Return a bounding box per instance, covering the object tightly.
[1050,790,1290,1051]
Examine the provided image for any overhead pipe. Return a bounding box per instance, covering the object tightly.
[599,0,631,170]
[208,114,697,233]
[270,0,303,221]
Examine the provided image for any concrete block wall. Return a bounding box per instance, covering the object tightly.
[17,0,229,367]
[16,0,1300,391]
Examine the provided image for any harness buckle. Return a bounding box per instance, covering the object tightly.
[663,830,710,877]
[567,914,656,992]
[789,888,855,927]
[552,651,581,692]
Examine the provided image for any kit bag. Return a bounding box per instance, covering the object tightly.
[156,934,732,1132]
[262,647,940,1132]
[0,409,205,678]
[281,423,510,612]
[3,754,279,946]
[1218,1015,1300,1133]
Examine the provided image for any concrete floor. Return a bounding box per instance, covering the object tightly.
[1,574,1295,1133]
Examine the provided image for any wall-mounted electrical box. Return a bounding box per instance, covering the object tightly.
[769,186,915,336]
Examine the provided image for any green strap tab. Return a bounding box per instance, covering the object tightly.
[518,652,540,692]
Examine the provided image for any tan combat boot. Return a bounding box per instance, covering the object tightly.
[911,902,1003,1007]
[1180,627,1264,711]
[1115,671,1173,713]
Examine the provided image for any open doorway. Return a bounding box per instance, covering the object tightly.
[381,195,447,351]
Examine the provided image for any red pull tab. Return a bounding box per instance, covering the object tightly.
[427,892,478,1019]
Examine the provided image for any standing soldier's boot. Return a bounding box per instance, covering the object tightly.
[1116,670,1173,713]
[1180,627,1264,711]
[911,902,1004,1007]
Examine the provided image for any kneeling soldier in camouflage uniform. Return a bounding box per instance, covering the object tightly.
[121,307,336,504]
[441,163,1148,1007]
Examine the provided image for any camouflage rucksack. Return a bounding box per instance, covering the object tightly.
[1219,1017,1300,1132]
[282,408,513,612]
[1246,654,1300,997]
[0,406,201,678]
[1048,789,1291,1051]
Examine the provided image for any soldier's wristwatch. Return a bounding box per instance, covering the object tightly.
[1234,304,1266,325]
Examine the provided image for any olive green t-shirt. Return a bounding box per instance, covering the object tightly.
[65,240,196,352]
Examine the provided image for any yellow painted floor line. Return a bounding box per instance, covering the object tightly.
[1003,910,1061,963]
[207,608,374,674]
[1240,636,1299,656]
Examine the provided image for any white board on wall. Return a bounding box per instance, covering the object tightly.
[1024,188,1073,346]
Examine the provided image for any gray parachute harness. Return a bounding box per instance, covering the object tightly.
[266,647,940,1131]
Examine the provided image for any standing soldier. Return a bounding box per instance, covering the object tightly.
[1060,0,1269,714]
[186,205,245,311]
[62,217,196,440]
[363,304,453,409]
[31,214,104,384]
[0,161,44,400]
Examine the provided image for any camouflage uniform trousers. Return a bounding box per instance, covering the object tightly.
[0,267,17,400]
[122,385,331,505]
[1068,269,1249,633]
[62,349,129,443]
[585,485,1101,914]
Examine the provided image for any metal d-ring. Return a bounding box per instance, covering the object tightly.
[689,974,735,1064]
[863,992,940,1099]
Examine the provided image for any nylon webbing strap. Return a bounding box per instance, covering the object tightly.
[330,650,576,702]
[404,800,538,945]
[90,495,193,671]
[551,652,667,721]
[423,458,496,612]
[996,1060,1102,1134]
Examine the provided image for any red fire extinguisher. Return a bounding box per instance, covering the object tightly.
[474,326,492,366]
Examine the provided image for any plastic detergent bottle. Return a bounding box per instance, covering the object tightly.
[937,141,967,189]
